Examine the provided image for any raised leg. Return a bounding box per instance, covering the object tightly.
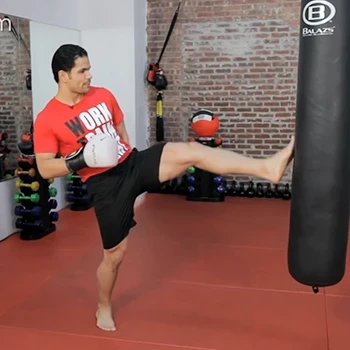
[158,136,294,183]
[95,237,128,331]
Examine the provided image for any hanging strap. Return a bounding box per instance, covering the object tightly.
[156,0,183,67]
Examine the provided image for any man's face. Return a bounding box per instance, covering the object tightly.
[60,56,92,94]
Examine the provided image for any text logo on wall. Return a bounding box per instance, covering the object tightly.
[0,17,11,32]
[302,0,336,37]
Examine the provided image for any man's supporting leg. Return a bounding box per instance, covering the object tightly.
[158,136,295,183]
[96,237,128,331]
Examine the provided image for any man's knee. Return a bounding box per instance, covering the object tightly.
[158,142,205,182]
[163,141,203,165]
[103,238,127,270]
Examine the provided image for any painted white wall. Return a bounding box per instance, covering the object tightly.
[77,0,148,149]
[0,0,79,30]
[0,0,148,241]
[80,27,137,147]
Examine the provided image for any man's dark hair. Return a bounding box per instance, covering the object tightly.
[51,44,88,83]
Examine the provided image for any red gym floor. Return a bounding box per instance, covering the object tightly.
[0,194,350,350]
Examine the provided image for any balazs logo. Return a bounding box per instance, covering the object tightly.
[302,0,336,37]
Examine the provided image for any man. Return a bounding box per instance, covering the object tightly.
[33,44,295,332]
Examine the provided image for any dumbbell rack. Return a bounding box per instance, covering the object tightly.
[186,137,226,202]
[65,172,92,211]
[14,135,59,240]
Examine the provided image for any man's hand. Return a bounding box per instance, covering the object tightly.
[116,121,131,146]
[65,133,119,172]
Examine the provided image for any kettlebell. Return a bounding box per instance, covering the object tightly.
[282,183,292,200]
[245,181,255,198]
[274,184,282,198]
[265,183,274,198]
[228,180,238,196]
[255,183,265,198]
[238,182,245,196]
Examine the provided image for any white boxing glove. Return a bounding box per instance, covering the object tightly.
[65,133,119,172]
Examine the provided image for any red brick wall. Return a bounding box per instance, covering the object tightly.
[0,14,32,170]
[146,0,300,183]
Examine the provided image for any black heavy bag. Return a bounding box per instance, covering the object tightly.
[288,0,350,292]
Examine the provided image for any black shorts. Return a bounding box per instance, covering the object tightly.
[85,142,167,250]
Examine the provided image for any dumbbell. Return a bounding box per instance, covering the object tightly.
[66,173,81,181]
[187,166,195,174]
[15,168,36,177]
[16,156,34,165]
[66,182,88,192]
[49,187,57,197]
[50,211,59,222]
[186,175,196,184]
[66,193,90,202]
[15,180,40,191]
[213,176,223,185]
[216,184,226,194]
[14,205,42,218]
[15,218,44,230]
[14,192,40,203]
[48,199,57,209]
[187,186,196,193]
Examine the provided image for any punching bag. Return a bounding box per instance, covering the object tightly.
[288,0,350,292]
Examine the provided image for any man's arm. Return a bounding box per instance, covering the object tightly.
[36,134,119,179]
[116,120,131,146]
[106,88,131,147]
[33,113,71,179]
[35,153,70,179]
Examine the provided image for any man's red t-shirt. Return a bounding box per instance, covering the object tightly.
[33,86,132,182]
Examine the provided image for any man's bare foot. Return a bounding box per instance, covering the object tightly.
[96,304,117,331]
[264,135,295,183]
